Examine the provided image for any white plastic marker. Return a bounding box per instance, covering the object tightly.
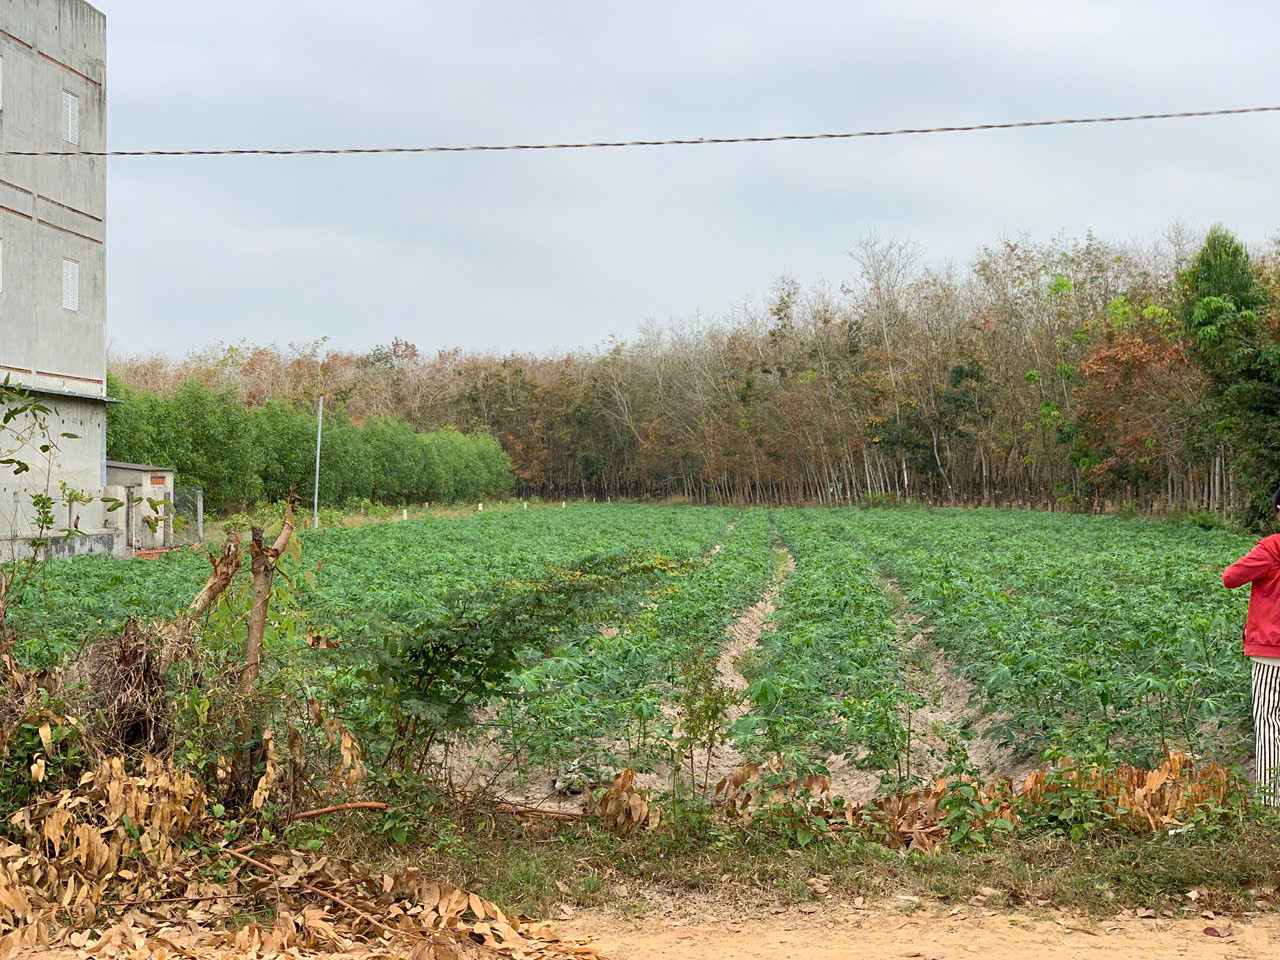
[562,501,566,509]
[402,508,408,521]
[478,503,484,512]
[523,501,528,510]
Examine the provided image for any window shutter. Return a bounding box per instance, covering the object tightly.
[62,91,79,145]
[62,258,79,310]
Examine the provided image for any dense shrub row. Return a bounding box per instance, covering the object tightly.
[105,376,513,510]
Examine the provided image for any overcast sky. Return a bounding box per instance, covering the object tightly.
[104,0,1280,358]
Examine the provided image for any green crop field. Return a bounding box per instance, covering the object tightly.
[12,503,1258,798]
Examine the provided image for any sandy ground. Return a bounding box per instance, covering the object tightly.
[571,902,1277,960]
[19,906,1276,960]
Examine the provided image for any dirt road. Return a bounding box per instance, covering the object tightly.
[573,904,1276,959]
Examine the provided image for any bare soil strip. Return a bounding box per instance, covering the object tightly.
[570,899,1276,960]
[717,546,795,696]
[690,546,797,782]
[632,546,796,797]
[822,573,1038,803]
[441,519,752,812]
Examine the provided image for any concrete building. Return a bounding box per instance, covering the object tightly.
[104,460,174,552]
[0,0,111,556]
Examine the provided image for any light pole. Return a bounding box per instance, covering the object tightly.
[313,395,324,529]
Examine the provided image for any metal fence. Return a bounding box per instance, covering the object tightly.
[173,485,204,543]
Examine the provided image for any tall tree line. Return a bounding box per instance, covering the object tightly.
[110,227,1280,518]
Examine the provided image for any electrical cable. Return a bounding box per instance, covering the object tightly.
[3,104,1277,158]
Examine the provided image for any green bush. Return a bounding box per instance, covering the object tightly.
[106,378,516,513]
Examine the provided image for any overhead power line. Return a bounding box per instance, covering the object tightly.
[3,104,1278,158]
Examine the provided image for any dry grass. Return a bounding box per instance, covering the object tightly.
[345,789,1280,923]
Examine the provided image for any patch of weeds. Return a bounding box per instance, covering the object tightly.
[733,648,765,680]
[776,876,814,904]
[572,873,607,904]
[225,902,277,929]
[482,858,566,916]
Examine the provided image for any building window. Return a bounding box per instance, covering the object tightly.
[62,258,79,310]
[62,91,79,145]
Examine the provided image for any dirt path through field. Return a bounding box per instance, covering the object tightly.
[716,546,795,698]
[441,517,766,810]
[662,545,796,792]
[573,903,1276,959]
[820,572,1037,801]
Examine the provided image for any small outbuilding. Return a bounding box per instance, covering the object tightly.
[105,461,175,554]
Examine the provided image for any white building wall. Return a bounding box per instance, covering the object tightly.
[0,0,109,550]
[0,392,109,545]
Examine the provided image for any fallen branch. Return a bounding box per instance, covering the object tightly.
[291,801,390,821]
[100,892,253,908]
[222,847,426,944]
[494,801,586,822]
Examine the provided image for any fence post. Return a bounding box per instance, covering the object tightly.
[196,488,204,543]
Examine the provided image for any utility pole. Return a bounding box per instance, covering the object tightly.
[313,395,324,529]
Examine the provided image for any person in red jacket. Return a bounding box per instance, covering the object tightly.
[1222,488,1280,806]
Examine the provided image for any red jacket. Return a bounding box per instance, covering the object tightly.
[1223,534,1280,657]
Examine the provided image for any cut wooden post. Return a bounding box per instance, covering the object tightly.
[240,509,295,697]
[157,531,244,679]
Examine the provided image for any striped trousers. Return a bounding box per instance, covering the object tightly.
[1253,660,1280,806]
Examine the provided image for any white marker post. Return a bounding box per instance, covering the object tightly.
[312,395,324,529]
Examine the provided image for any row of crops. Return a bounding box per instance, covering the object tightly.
[735,512,906,772]
[11,504,1260,784]
[10,506,733,664]
[840,509,1255,768]
[494,509,780,776]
